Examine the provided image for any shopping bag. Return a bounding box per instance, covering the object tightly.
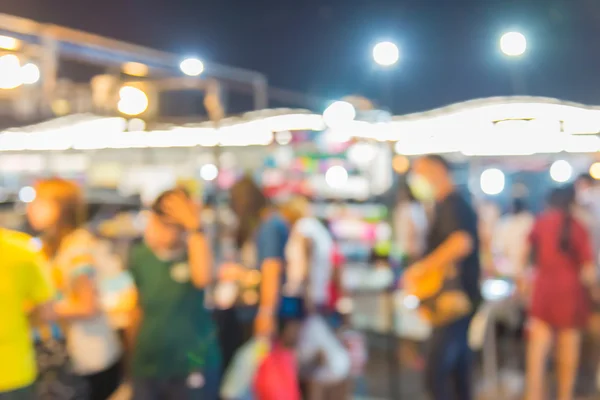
[254,344,301,400]
[296,315,351,384]
[220,338,270,400]
[404,263,472,327]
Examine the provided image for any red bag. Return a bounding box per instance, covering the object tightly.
[253,343,301,400]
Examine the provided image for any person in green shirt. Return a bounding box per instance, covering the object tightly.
[128,189,221,399]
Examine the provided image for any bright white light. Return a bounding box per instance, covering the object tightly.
[550,160,573,183]
[481,279,513,301]
[0,54,22,89]
[118,86,149,116]
[347,143,377,167]
[18,186,36,203]
[200,163,218,181]
[20,63,40,85]
[403,294,420,310]
[180,58,205,77]
[325,165,348,188]
[0,35,19,51]
[323,101,356,128]
[480,168,505,195]
[373,41,400,67]
[127,118,146,132]
[274,130,293,145]
[500,32,527,57]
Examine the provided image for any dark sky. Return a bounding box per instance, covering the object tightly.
[4,0,600,113]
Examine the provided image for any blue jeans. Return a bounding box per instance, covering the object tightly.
[425,317,473,400]
[0,386,34,400]
[132,368,220,400]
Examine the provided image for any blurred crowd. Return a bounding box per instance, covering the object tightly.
[1,154,599,400]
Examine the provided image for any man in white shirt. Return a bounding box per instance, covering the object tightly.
[493,198,535,278]
[282,196,334,310]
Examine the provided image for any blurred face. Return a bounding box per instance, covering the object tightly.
[144,212,183,251]
[409,158,444,201]
[575,178,593,205]
[27,196,60,232]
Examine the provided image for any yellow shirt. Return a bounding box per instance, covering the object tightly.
[0,229,54,392]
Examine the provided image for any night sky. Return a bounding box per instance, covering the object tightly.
[4,0,600,114]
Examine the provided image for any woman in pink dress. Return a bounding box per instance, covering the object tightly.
[525,185,595,400]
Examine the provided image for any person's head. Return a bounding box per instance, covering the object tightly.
[27,178,86,257]
[575,173,595,205]
[230,175,269,247]
[547,185,576,212]
[280,196,310,225]
[144,188,188,251]
[510,198,528,215]
[409,154,454,202]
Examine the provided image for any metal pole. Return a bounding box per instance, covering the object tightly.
[39,31,58,116]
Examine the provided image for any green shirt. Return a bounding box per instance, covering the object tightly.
[129,243,220,378]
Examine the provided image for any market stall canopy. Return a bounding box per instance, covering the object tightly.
[0,96,598,155]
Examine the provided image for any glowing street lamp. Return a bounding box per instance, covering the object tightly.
[20,63,40,85]
[180,58,205,77]
[323,101,356,129]
[0,54,22,89]
[117,86,149,116]
[500,32,527,57]
[373,41,399,67]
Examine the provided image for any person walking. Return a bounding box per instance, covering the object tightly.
[27,178,122,400]
[0,228,54,400]
[406,155,481,400]
[525,185,596,400]
[127,188,221,399]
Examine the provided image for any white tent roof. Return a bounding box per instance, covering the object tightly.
[0,97,598,156]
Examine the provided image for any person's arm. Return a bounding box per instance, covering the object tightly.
[54,262,100,320]
[187,231,213,289]
[300,235,315,312]
[418,201,474,271]
[255,221,285,336]
[26,253,56,322]
[574,221,596,287]
[162,191,212,289]
[125,290,142,355]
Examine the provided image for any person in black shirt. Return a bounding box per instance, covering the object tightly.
[408,155,481,400]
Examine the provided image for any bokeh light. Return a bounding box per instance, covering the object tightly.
[373,41,400,67]
[200,163,219,181]
[18,186,36,203]
[180,58,205,77]
[590,162,600,180]
[480,168,505,195]
[500,32,527,57]
[20,63,40,85]
[392,155,410,174]
[325,165,348,188]
[0,55,22,89]
[323,101,356,128]
[117,86,149,116]
[550,160,573,183]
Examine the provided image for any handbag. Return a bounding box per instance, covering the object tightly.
[404,263,472,327]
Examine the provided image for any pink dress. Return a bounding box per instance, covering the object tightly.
[529,210,594,329]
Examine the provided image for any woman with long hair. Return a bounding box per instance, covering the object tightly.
[525,185,595,400]
[27,178,122,400]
